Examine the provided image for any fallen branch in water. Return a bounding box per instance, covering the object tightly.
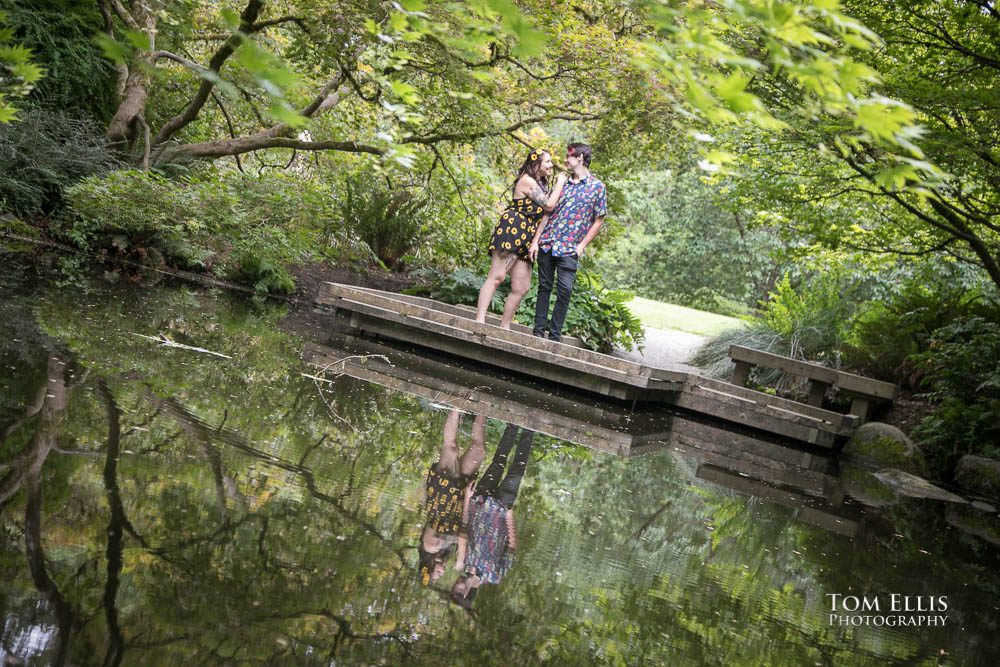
[131,333,233,359]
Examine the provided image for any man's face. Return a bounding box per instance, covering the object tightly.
[566,151,582,168]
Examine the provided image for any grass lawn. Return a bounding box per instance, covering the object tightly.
[626,296,745,337]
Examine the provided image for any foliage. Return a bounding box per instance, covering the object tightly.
[910,316,1000,470]
[339,175,427,270]
[423,265,644,352]
[718,0,1000,294]
[0,108,115,216]
[539,270,644,353]
[0,0,117,120]
[62,168,368,293]
[594,169,785,315]
[0,7,44,123]
[844,265,997,381]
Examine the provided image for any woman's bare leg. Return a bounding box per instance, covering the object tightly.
[500,259,532,328]
[459,413,487,477]
[475,254,513,323]
[436,408,461,475]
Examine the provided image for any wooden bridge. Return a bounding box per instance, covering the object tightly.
[314,282,897,448]
[303,332,862,537]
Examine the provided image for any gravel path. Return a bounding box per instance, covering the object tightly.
[613,326,708,370]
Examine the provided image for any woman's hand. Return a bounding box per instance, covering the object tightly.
[555,172,569,185]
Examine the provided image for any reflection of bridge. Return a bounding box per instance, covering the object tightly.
[304,333,862,538]
[315,283,877,447]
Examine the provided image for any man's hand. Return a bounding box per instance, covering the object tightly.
[575,243,585,257]
[529,241,539,262]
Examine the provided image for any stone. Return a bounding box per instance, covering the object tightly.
[841,465,899,508]
[946,505,1000,546]
[842,422,927,476]
[873,469,968,504]
[954,455,1000,501]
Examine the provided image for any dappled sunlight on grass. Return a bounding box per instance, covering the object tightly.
[626,296,745,337]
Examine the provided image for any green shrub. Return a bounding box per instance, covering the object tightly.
[339,176,426,270]
[910,317,1000,471]
[844,273,995,382]
[0,109,116,216]
[759,272,859,364]
[62,169,367,293]
[422,266,644,352]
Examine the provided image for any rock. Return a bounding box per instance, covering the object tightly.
[841,465,899,508]
[873,469,968,504]
[946,505,1000,546]
[954,455,1000,501]
[842,422,927,476]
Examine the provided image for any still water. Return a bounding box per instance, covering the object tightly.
[1,252,998,666]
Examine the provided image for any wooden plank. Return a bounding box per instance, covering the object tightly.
[332,307,646,400]
[323,282,690,384]
[670,385,837,447]
[729,345,897,400]
[849,396,871,422]
[669,438,837,499]
[336,297,648,386]
[311,334,639,428]
[692,376,858,432]
[329,283,651,377]
[343,285,588,349]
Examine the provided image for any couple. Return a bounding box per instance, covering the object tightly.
[475,143,607,342]
[419,409,535,612]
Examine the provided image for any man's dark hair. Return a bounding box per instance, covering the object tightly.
[567,142,593,167]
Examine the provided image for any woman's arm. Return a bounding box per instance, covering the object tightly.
[528,215,549,261]
[516,174,567,212]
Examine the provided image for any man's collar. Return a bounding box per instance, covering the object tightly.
[569,171,592,184]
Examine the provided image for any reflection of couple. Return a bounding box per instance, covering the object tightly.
[418,409,534,610]
[475,143,607,342]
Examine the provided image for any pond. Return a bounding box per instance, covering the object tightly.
[1,251,998,666]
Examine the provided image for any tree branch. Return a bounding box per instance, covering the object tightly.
[151,0,266,149]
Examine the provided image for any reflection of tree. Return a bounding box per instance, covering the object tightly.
[2,356,88,666]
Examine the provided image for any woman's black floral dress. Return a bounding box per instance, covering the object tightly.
[488,197,546,262]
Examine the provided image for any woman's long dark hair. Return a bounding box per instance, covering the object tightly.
[510,149,550,197]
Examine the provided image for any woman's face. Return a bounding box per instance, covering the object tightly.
[538,152,554,177]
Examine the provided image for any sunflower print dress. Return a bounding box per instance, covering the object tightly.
[488,196,546,262]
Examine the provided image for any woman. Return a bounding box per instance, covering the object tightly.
[418,409,486,585]
[475,149,567,328]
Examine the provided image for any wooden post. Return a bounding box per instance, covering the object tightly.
[732,361,752,387]
[849,396,870,423]
[807,380,830,407]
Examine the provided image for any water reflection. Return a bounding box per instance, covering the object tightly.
[420,409,486,585]
[452,424,536,610]
[1,255,999,665]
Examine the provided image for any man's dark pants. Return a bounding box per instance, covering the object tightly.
[533,250,578,341]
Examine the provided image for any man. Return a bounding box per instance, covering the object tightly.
[529,142,607,342]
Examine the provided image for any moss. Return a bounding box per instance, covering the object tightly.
[841,466,898,508]
[843,423,928,476]
[946,506,1000,546]
[954,456,1000,500]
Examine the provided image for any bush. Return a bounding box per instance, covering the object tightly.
[844,271,995,382]
[62,169,367,293]
[910,317,1000,471]
[0,109,116,216]
[339,176,427,270]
